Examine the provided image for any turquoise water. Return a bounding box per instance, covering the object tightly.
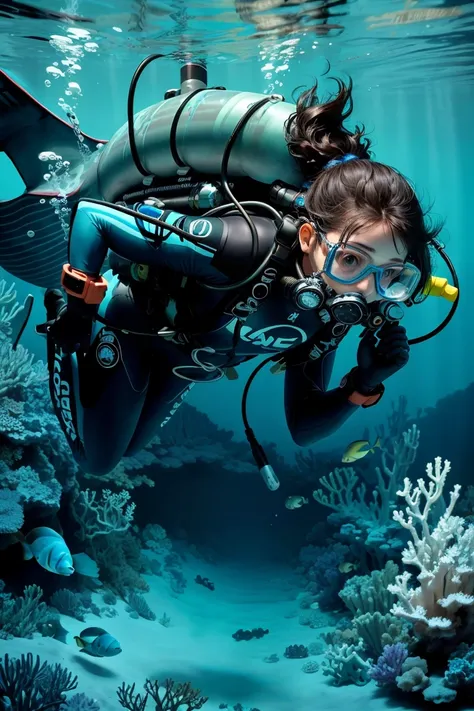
[0,0,472,456]
[2,0,473,456]
[0,2,473,710]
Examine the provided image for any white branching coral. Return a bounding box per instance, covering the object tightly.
[388,457,474,638]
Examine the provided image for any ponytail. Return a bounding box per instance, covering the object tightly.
[285,77,372,176]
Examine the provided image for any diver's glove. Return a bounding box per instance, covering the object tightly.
[353,322,410,393]
[39,293,96,354]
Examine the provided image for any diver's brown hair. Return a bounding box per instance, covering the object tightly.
[285,76,443,298]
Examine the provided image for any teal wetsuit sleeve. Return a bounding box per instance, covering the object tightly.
[68,200,230,285]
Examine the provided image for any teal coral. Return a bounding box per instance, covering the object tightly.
[0,319,79,535]
[311,400,419,570]
[0,488,23,533]
[339,561,398,616]
[322,640,372,686]
[0,652,78,711]
[62,693,100,711]
[445,643,474,690]
[0,583,51,639]
[72,488,136,540]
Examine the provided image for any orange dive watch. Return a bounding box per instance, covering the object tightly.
[340,367,385,408]
[61,264,108,305]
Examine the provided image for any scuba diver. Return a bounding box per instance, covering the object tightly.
[27,58,457,490]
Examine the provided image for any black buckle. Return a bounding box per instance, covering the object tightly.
[272,216,299,267]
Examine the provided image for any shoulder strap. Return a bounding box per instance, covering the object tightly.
[185,215,300,335]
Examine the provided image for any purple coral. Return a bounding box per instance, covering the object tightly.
[369,643,409,686]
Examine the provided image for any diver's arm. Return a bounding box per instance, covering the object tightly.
[284,349,360,447]
[68,200,277,285]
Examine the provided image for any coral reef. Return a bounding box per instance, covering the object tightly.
[444,642,474,691]
[0,488,23,533]
[388,456,474,642]
[301,660,319,673]
[126,591,156,621]
[62,693,100,711]
[322,640,372,686]
[311,400,419,571]
[118,678,208,711]
[284,644,308,659]
[50,589,101,621]
[0,652,78,711]
[85,530,149,597]
[141,523,172,554]
[0,284,78,540]
[339,561,398,616]
[0,280,24,339]
[297,542,349,611]
[0,583,51,639]
[72,488,136,540]
[369,642,409,685]
[395,656,430,693]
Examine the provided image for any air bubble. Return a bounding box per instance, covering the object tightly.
[46,66,65,78]
[44,80,51,88]
[67,28,91,40]
[27,230,35,238]
[68,81,82,96]
[39,151,62,162]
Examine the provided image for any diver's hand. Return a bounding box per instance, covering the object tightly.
[354,323,410,392]
[46,310,92,354]
[39,298,94,354]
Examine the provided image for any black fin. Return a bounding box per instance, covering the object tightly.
[0,69,103,190]
[0,192,73,288]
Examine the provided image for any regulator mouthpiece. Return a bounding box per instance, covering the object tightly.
[423,276,458,302]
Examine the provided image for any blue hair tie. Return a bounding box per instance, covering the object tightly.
[324,153,359,170]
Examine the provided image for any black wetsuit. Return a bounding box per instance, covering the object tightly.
[47,200,361,475]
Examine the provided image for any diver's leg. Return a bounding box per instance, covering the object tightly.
[45,289,87,468]
[44,284,154,475]
[77,325,153,474]
[124,339,198,455]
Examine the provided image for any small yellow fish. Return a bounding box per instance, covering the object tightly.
[285,496,309,510]
[338,561,360,574]
[342,436,381,463]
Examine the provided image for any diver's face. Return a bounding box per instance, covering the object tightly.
[299,222,408,303]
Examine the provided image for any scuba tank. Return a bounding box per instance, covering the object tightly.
[82,61,306,205]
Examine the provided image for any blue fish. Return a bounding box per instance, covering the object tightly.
[22,527,99,577]
[74,627,122,657]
